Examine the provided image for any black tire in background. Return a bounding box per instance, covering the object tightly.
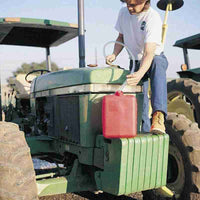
[143,113,200,200]
[0,122,38,200]
[167,78,200,127]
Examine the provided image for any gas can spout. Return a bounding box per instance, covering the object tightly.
[115,91,123,96]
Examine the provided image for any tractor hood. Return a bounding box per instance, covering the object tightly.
[31,67,131,93]
[0,17,78,47]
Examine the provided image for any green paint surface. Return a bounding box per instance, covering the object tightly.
[79,94,104,147]
[34,134,169,197]
[0,17,75,27]
[174,33,200,49]
[37,177,68,197]
[26,136,54,154]
[96,134,169,195]
[33,67,129,92]
[0,17,78,47]
[79,92,142,147]
[37,159,96,197]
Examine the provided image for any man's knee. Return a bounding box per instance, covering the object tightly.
[151,55,168,71]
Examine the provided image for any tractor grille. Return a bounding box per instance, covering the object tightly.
[57,95,80,144]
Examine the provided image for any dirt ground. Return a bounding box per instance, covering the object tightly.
[39,192,143,200]
[40,192,200,200]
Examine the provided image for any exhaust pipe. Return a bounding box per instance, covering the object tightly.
[78,0,86,68]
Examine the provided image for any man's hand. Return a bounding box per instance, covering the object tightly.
[126,43,156,86]
[106,54,116,65]
[126,71,144,86]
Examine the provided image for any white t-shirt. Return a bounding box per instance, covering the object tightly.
[115,7,163,61]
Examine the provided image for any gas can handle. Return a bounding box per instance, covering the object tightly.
[103,41,135,92]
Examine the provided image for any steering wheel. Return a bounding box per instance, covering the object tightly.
[25,69,50,83]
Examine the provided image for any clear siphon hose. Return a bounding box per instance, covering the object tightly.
[103,41,135,91]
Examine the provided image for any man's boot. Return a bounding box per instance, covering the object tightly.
[150,111,166,134]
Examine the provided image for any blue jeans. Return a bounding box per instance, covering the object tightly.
[130,54,168,132]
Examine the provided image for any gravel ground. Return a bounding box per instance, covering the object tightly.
[39,192,143,200]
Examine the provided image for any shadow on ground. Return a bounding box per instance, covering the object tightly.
[39,192,143,200]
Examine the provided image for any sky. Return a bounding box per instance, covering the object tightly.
[0,0,200,84]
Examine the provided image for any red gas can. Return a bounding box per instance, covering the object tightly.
[102,91,137,138]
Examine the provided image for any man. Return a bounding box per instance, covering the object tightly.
[106,0,168,134]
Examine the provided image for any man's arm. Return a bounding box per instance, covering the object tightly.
[113,33,124,56]
[106,33,124,65]
[127,42,156,86]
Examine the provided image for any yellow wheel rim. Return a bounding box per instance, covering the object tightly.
[168,91,195,122]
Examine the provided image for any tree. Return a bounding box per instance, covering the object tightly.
[12,61,62,76]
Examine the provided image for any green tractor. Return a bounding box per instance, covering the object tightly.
[168,33,200,125]
[165,33,200,200]
[0,1,200,200]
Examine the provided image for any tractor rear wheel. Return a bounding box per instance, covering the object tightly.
[167,78,200,126]
[143,113,200,200]
[0,122,38,200]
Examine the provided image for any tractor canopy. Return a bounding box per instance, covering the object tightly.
[174,33,200,49]
[0,17,78,48]
[174,33,200,80]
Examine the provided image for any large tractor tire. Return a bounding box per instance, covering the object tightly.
[143,113,200,200]
[0,122,38,200]
[167,78,200,127]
